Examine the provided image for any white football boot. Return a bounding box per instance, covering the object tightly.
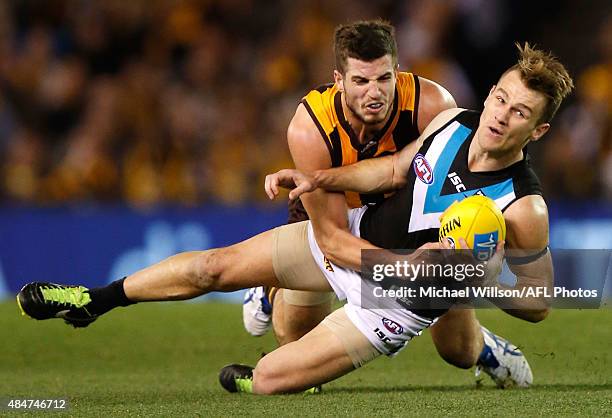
[242,287,272,337]
[475,326,533,388]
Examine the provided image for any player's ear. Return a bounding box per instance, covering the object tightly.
[530,122,550,142]
[334,70,344,92]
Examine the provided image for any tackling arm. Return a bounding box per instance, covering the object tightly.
[281,82,457,269]
[313,77,457,194]
[288,104,379,271]
[312,107,462,193]
[267,108,465,199]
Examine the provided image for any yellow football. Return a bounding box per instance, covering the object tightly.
[438,195,506,261]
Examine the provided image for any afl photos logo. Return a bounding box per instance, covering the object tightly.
[413,154,434,185]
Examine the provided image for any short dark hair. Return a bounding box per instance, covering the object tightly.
[503,42,574,123]
[333,20,398,74]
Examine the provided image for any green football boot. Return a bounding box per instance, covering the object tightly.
[219,364,256,393]
[17,282,97,328]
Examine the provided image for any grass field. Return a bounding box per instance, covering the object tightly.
[1,301,611,417]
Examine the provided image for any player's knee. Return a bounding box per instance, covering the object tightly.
[436,340,480,369]
[432,329,481,368]
[191,249,226,292]
[252,360,286,395]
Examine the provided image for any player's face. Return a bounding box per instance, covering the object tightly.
[335,55,397,126]
[478,70,550,156]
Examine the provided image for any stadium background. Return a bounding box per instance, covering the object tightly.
[0,0,610,299]
[0,1,610,415]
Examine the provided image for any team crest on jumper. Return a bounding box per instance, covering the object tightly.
[473,231,498,261]
[413,154,434,185]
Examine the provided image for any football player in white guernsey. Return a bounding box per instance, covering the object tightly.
[17,44,573,394]
[264,43,574,387]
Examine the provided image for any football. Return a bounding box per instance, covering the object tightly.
[438,194,506,261]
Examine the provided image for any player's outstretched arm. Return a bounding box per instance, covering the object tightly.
[310,78,457,194]
[487,195,553,322]
[267,108,465,200]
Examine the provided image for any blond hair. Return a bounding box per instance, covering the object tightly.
[504,43,574,123]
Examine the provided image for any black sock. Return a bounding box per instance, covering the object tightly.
[87,277,135,316]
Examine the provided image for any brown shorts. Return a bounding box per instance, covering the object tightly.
[271,221,333,295]
[322,306,381,368]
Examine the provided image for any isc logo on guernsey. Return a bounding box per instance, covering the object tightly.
[413,154,434,184]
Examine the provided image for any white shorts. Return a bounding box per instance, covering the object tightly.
[307,207,436,357]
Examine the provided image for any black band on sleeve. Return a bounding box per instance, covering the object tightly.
[506,246,549,265]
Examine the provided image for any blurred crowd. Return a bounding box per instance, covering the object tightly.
[542,18,612,201]
[0,0,610,207]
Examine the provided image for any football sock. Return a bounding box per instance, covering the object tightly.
[87,277,135,316]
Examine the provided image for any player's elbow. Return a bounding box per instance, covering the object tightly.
[510,307,550,323]
[391,175,408,191]
[527,297,551,322]
[313,224,358,268]
[527,306,550,323]
[312,225,340,261]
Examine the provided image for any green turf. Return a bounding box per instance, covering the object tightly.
[1,301,610,417]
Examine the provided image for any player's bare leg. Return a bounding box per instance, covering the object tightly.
[124,229,281,301]
[430,307,533,387]
[221,321,357,394]
[271,289,333,346]
[17,229,286,326]
[254,322,355,394]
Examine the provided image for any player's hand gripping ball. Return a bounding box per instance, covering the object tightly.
[439,195,506,261]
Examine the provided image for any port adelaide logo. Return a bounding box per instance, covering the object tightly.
[413,154,434,185]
